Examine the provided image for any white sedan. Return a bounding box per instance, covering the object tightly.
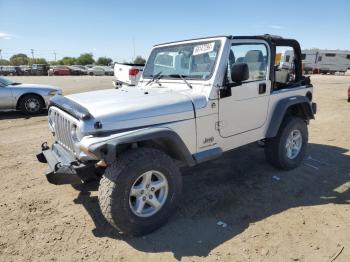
[0,76,62,115]
[87,66,105,76]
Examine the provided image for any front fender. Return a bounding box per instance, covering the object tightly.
[82,127,195,166]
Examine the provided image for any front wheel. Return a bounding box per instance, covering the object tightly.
[265,117,308,170]
[98,148,182,236]
[19,94,44,115]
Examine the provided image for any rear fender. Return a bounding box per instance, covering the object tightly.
[266,96,314,138]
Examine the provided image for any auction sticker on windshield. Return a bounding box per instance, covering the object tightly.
[193,42,215,56]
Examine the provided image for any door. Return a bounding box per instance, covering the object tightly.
[218,41,271,137]
[0,83,15,109]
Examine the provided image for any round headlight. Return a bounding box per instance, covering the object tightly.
[48,109,55,131]
[71,124,80,143]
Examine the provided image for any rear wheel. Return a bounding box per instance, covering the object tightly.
[265,117,308,170]
[19,94,44,115]
[98,148,182,236]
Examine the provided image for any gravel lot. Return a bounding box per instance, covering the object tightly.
[0,75,349,261]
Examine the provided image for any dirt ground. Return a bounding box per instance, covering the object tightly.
[0,75,349,261]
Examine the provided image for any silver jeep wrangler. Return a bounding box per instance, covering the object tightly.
[37,35,316,235]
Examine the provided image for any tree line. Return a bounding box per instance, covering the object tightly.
[0,53,146,66]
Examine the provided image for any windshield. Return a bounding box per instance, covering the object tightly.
[143,40,221,80]
[0,77,16,86]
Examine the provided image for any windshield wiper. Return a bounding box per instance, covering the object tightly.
[146,72,163,86]
[10,82,21,86]
[167,74,192,89]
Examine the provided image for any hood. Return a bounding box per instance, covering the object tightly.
[14,83,61,91]
[65,86,207,131]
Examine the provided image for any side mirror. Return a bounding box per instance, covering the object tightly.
[230,63,249,84]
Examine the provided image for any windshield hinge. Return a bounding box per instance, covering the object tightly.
[215,121,224,130]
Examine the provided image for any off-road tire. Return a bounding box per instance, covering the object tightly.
[19,94,44,115]
[265,117,308,170]
[98,148,182,236]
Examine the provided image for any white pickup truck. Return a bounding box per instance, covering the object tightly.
[37,34,316,236]
[112,63,144,88]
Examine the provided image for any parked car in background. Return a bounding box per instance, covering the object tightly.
[102,66,114,76]
[113,62,144,88]
[87,66,105,76]
[67,66,87,75]
[48,66,71,76]
[31,64,49,76]
[17,65,31,75]
[0,76,62,114]
[72,65,88,75]
[0,66,17,76]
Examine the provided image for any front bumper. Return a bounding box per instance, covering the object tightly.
[36,142,95,185]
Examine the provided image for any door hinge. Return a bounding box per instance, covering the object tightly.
[215,121,224,130]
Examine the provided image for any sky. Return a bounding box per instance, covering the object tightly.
[0,0,349,62]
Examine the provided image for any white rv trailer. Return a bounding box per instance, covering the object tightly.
[281,49,350,74]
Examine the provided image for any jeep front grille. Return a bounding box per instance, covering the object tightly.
[50,108,77,153]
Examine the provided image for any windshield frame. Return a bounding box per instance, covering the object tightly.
[142,39,223,81]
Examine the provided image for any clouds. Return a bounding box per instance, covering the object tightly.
[268,25,286,30]
[0,32,14,40]
[254,24,287,30]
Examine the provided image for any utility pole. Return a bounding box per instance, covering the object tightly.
[0,49,2,61]
[132,37,136,62]
[53,51,56,62]
[30,49,34,60]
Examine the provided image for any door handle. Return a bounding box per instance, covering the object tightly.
[259,83,266,94]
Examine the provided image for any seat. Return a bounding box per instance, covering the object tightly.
[275,70,290,84]
[190,53,211,73]
[243,50,266,80]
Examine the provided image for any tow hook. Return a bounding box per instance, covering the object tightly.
[41,142,49,151]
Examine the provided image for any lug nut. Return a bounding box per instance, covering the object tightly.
[142,196,146,201]
[151,187,155,191]
[149,195,153,199]
[146,184,150,188]
[141,190,144,194]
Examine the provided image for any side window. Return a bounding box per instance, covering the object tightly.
[318,56,322,62]
[228,43,268,83]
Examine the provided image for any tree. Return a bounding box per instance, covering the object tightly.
[49,60,59,65]
[60,56,76,65]
[29,58,48,65]
[96,57,113,66]
[10,53,29,65]
[76,53,94,65]
[0,59,10,66]
[133,56,146,64]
